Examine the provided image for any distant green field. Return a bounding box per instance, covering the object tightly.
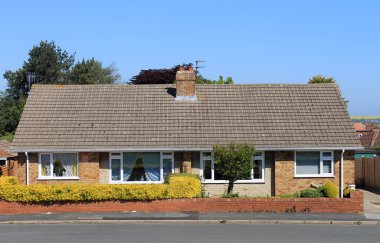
[351,116,380,120]
[352,116,380,124]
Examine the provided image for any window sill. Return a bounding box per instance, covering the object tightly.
[37,177,80,180]
[109,181,164,184]
[294,175,335,178]
[202,180,265,184]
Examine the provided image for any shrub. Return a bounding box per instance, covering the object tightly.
[278,192,300,198]
[0,174,201,203]
[166,173,202,198]
[316,185,327,197]
[221,192,240,198]
[0,176,18,185]
[324,181,339,198]
[343,188,353,198]
[300,188,324,198]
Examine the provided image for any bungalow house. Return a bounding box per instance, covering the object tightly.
[10,69,362,197]
[0,140,16,176]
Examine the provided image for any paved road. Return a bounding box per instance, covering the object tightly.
[0,223,379,243]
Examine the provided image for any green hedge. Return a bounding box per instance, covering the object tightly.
[0,174,201,203]
[300,188,324,198]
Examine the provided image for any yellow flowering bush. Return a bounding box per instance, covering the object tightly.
[324,181,339,198]
[0,174,201,203]
[166,173,202,198]
[0,176,18,186]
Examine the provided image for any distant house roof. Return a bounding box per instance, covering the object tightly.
[0,140,16,158]
[353,122,367,131]
[11,84,361,152]
[360,130,380,148]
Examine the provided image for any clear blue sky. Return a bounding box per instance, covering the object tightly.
[0,0,379,115]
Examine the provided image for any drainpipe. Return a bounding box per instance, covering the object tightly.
[340,149,345,198]
[25,152,29,185]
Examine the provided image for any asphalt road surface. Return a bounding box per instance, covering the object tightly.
[0,223,379,243]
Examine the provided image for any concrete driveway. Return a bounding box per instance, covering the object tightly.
[362,188,380,220]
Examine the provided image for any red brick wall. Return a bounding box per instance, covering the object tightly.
[13,154,27,185]
[77,152,100,184]
[275,151,356,195]
[0,191,363,214]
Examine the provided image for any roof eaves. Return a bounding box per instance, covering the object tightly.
[11,146,364,153]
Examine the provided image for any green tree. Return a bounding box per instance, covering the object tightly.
[4,41,75,100]
[26,41,75,84]
[1,40,121,139]
[68,58,120,84]
[0,93,25,138]
[212,143,256,194]
[196,75,233,84]
[308,75,336,84]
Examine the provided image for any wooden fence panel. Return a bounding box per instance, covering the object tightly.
[355,158,363,186]
[356,156,380,189]
[366,158,375,187]
[375,157,380,189]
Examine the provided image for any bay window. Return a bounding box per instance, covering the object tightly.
[39,153,78,179]
[295,151,334,177]
[110,152,173,183]
[200,151,265,183]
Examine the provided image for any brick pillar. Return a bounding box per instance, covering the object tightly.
[0,165,8,176]
[274,151,295,196]
[182,152,192,174]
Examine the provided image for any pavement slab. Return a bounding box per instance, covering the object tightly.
[0,211,371,223]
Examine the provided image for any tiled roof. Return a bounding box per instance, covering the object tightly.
[360,132,374,148]
[353,122,367,131]
[11,84,361,152]
[360,130,380,148]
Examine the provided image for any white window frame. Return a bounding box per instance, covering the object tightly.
[294,151,334,178]
[0,158,7,167]
[160,152,174,181]
[38,152,79,180]
[200,152,213,181]
[200,151,265,184]
[109,151,173,184]
[109,152,123,183]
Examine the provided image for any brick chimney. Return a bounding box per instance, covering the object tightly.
[175,67,197,101]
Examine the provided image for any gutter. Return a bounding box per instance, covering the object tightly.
[340,149,345,198]
[25,152,29,185]
[11,147,364,153]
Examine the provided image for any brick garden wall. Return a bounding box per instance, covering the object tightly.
[0,191,363,215]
